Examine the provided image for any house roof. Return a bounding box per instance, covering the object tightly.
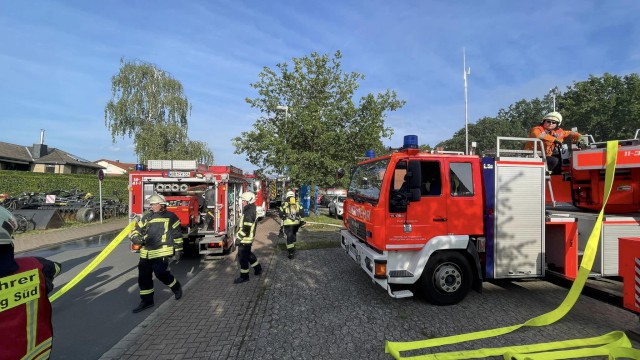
[0,141,104,169]
[95,159,138,171]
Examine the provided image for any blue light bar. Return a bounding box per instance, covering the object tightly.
[365,150,375,158]
[403,135,419,149]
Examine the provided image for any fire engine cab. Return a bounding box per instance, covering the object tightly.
[129,160,245,257]
[340,134,640,305]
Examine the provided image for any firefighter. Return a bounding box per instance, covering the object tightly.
[524,111,582,172]
[279,191,305,259]
[130,194,183,313]
[234,191,262,284]
[0,206,61,360]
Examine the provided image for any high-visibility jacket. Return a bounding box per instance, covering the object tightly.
[524,125,581,157]
[280,201,303,226]
[0,257,55,360]
[131,209,182,259]
[237,203,257,245]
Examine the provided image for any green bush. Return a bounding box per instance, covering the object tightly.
[0,171,129,202]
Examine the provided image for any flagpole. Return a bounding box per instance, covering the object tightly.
[463,48,471,155]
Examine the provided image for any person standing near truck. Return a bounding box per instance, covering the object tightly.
[0,206,61,360]
[234,192,263,284]
[129,194,183,313]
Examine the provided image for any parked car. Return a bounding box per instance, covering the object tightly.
[328,195,346,218]
[319,194,335,207]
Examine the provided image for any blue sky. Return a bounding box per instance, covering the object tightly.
[1,1,639,172]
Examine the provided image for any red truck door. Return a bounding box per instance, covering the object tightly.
[386,160,449,249]
[444,159,484,236]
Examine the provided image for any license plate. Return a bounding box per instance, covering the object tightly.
[168,171,190,178]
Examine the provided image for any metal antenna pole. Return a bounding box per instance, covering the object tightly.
[550,86,559,111]
[463,48,471,155]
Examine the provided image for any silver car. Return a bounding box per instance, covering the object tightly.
[328,195,346,218]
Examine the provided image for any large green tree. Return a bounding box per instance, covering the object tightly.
[104,58,214,164]
[233,51,405,187]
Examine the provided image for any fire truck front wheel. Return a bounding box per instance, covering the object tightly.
[419,251,472,306]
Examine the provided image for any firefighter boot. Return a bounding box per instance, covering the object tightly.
[288,250,295,260]
[132,301,154,314]
[233,275,249,284]
[172,282,183,300]
[254,264,263,276]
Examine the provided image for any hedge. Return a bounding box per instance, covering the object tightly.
[0,170,130,202]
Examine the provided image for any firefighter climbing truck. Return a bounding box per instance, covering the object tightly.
[129,160,246,257]
[244,173,269,219]
[339,133,640,305]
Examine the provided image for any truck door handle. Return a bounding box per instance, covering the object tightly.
[433,217,447,222]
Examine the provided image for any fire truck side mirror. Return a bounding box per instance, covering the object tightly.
[336,168,345,179]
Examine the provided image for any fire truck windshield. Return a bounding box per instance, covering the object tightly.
[347,158,390,205]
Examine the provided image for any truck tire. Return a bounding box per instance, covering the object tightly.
[76,208,96,223]
[418,251,472,306]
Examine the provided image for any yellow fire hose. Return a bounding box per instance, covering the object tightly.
[49,222,136,303]
[385,141,640,359]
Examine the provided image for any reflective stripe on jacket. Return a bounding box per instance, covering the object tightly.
[131,209,182,259]
[237,203,257,245]
[0,257,53,360]
[524,125,581,157]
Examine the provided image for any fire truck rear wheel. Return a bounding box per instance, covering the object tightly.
[419,251,472,306]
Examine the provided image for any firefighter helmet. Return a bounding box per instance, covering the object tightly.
[285,191,295,199]
[241,191,256,204]
[0,206,17,244]
[147,194,167,205]
[542,111,563,125]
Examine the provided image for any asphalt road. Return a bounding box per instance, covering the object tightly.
[22,231,206,360]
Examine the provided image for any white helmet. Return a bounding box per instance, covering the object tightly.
[542,111,563,125]
[285,191,295,198]
[241,191,256,204]
[147,194,167,205]
[0,206,17,244]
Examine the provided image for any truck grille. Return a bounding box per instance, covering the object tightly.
[347,217,367,241]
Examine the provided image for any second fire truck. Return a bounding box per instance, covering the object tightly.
[129,160,245,257]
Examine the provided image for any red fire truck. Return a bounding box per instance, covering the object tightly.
[129,160,245,257]
[339,134,640,305]
[243,173,269,219]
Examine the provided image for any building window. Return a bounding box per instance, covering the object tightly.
[45,165,55,173]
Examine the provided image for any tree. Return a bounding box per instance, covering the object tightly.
[233,51,405,187]
[104,58,214,164]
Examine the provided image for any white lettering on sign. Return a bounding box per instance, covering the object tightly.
[168,171,191,178]
[348,206,371,221]
[0,269,40,312]
[622,150,640,157]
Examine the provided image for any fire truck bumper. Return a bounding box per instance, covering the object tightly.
[198,235,227,255]
[340,229,413,299]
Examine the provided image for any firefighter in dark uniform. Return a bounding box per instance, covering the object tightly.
[279,191,305,259]
[0,206,61,360]
[234,191,263,284]
[130,194,183,313]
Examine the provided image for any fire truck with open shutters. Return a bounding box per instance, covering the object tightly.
[128,160,246,257]
[243,173,269,219]
[339,132,640,305]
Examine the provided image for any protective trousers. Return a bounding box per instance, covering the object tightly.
[138,257,179,303]
[284,225,299,256]
[237,244,261,279]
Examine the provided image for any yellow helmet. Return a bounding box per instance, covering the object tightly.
[542,111,563,125]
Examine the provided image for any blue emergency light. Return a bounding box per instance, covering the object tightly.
[365,150,375,159]
[403,135,419,149]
